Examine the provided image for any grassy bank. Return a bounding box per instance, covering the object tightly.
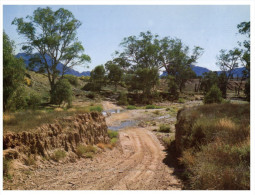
[175,103,250,190]
[3,104,103,133]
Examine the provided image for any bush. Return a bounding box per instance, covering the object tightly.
[204,84,222,104]
[117,92,128,105]
[6,87,28,111]
[127,105,136,110]
[79,76,90,82]
[145,105,161,109]
[89,105,103,112]
[3,158,12,179]
[51,149,66,162]
[178,98,185,103]
[76,145,97,158]
[27,91,41,109]
[110,138,118,146]
[158,124,171,133]
[51,79,72,106]
[24,155,36,166]
[168,76,179,100]
[64,74,79,86]
[108,130,118,139]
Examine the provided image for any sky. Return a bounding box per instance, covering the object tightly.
[3,5,250,72]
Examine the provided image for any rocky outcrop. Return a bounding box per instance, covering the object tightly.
[3,112,109,159]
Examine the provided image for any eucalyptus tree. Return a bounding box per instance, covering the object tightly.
[158,37,203,92]
[216,48,242,98]
[105,60,123,91]
[12,7,90,99]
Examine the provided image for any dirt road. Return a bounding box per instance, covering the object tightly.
[4,101,182,190]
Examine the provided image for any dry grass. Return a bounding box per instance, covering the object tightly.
[3,104,103,133]
[176,103,250,190]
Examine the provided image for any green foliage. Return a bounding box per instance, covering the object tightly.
[168,76,179,100]
[178,98,185,103]
[159,37,203,92]
[86,65,106,92]
[76,145,96,158]
[89,105,103,112]
[3,32,26,112]
[204,85,223,104]
[126,68,159,101]
[200,71,219,94]
[105,61,123,91]
[6,87,28,111]
[12,7,91,99]
[79,76,90,82]
[51,150,66,162]
[51,79,72,106]
[27,91,42,109]
[64,74,79,86]
[117,92,128,105]
[145,105,161,109]
[110,138,118,146]
[108,130,118,139]
[158,124,171,133]
[126,105,137,110]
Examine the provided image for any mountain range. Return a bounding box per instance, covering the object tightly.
[16,53,90,77]
[16,53,245,78]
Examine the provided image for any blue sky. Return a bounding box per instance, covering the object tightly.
[3,5,250,72]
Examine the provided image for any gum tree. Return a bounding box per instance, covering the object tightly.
[12,7,90,99]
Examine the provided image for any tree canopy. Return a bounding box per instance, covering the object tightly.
[12,7,91,97]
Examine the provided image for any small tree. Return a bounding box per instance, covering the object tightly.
[105,61,123,91]
[89,65,106,92]
[204,85,223,104]
[216,48,242,98]
[3,32,26,111]
[51,79,72,107]
[200,71,219,94]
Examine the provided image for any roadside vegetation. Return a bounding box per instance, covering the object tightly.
[175,103,250,190]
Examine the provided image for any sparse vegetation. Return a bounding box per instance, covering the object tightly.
[51,149,66,162]
[76,145,97,158]
[127,105,137,110]
[64,74,79,86]
[3,158,12,180]
[158,124,171,133]
[204,85,222,104]
[89,105,103,112]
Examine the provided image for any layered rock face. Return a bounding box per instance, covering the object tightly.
[3,112,109,159]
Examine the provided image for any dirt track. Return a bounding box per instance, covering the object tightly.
[4,101,182,190]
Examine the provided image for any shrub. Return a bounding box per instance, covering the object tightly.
[158,124,171,133]
[168,76,179,100]
[108,130,118,139]
[24,77,32,86]
[110,138,118,146]
[6,87,28,111]
[178,98,185,103]
[145,105,161,109]
[117,92,128,105]
[153,110,160,115]
[89,105,103,112]
[204,84,222,104]
[51,149,66,162]
[51,79,72,106]
[3,158,12,179]
[76,145,96,158]
[127,105,136,110]
[64,74,79,86]
[27,91,41,109]
[79,76,90,82]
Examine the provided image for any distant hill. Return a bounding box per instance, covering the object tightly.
[16,53,90,77]
[160,65,245,78]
